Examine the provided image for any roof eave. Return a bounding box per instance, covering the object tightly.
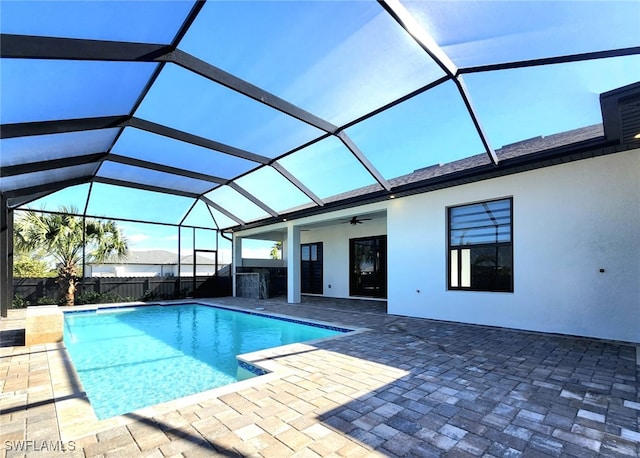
[227,135,635,233]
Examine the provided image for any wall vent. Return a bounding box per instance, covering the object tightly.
[600,82,640,144]
[620,96,640,144]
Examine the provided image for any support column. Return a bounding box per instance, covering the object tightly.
[232,235,242,297]
[1,194,14,318]
[286,224,301,304]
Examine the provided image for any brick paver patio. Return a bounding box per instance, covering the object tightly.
[1,296,638,457]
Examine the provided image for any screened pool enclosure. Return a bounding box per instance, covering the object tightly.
[1,1,639,312]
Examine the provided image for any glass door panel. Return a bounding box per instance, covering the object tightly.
[350,236,386,298]
[301,242,323,295]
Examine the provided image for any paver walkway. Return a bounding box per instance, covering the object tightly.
[1,296,638,457]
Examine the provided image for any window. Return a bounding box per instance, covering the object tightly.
[448,198,513,292]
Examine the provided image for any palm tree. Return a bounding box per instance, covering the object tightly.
[14,206,128,306]
[270,241,282,260]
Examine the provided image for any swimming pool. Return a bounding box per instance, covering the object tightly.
[63,303,350,419]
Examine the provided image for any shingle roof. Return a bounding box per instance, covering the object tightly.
[99,250,176,265]
[324,124,605,203]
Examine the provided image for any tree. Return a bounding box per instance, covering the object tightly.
[13,252,55,278]
[270,241,282,260]
[14,206,128,306]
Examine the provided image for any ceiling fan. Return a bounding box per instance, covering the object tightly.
[342,216,372,225]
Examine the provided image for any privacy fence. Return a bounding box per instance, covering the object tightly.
[13,276,231,306]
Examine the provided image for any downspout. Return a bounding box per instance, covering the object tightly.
[192,227,196,296]
[215,229,219,277]
[177,226,181,297]
[82,215,86,291]
[81,183,93,295]
[220,231,233,265]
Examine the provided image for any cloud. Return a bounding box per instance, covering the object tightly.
[127,233,150,243]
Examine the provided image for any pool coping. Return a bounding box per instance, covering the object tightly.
[54,299,370,441]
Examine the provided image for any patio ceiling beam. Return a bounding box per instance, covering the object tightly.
[0,116,271,165]
[128,117,271,165]
[0,33,172,61]
[336,131,391,191]
[160,49,339,134]
[459,46,640,74]
[199,196,246,226]
[93,177,200,199]
[205,206,222,231]
[379,0,499,166]
[1,153,107,177]
[107,154,227,185]
[226,182,280,218]
[270,162,325,207]
[340,76,450,132]
[378,0,457,77]
[7,191,52,210]
[178,200,199,227]
[0,116,129,139]
[12,205,216,230]
[454,75,499,165]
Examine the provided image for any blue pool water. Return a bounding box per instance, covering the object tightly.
[63,304,348,419]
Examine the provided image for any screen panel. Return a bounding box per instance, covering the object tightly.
[115,222,180,257]
[179,1,444,126]
[207,206,238,230]
[234,167,313,213]
[276,136,379,200]
[346,80,485,180]
[203,186,270,223]
[0,163,96,193]
[402,0,640,69]
[463,56,640,150]
[1,129,119,167]
[19,183,91,213]
[97,161,217,195]
[1,59,157,124]
[134,64,323,159]
[86,183,196,225]
[0,0,194,44]
[194,228,218,252]
[181,200,217,228]
[111,128,258,180]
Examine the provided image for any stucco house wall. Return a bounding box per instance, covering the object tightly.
[237,148,639,343]
[386,149,639,343]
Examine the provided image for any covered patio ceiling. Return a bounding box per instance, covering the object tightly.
[1,0,639,231]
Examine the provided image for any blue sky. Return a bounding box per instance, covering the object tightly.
[3,1,639,258]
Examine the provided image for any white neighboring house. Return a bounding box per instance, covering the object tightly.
[86,250,220,278]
